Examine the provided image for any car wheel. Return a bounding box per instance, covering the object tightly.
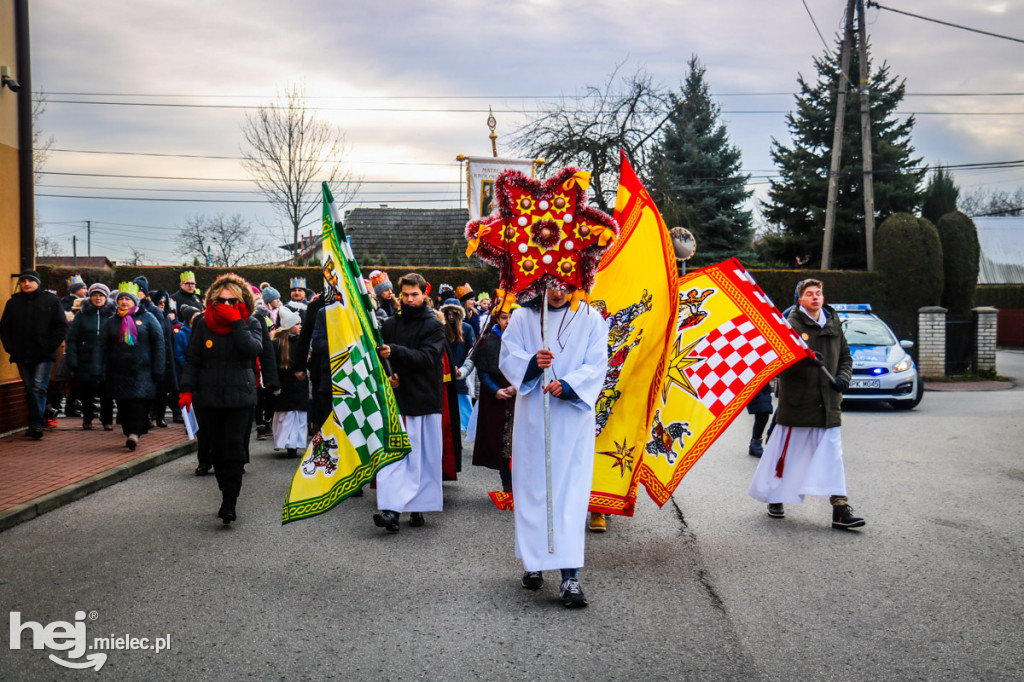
[891,376,924,410]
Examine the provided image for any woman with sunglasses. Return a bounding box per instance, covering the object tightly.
[179,273,264,526]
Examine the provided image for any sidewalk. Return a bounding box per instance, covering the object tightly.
[0,416,196,532]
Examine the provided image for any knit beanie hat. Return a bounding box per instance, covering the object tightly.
[262,286,281,305]
[18,269,41,285]
[87,282,110,298]
[132,275,149,295]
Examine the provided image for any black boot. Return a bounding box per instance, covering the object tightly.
[219,494,237,525]
[832,504,865,530]
[373,510,400,532]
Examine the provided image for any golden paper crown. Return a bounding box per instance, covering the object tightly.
[117,282,140,298]
[180,271,196,284]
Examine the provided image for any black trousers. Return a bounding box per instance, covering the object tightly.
[115,399,149,437]
[196,406,251,498]
[80,381,114,426]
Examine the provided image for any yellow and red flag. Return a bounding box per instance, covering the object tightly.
[586,152,680,516]
[637,259,814,505]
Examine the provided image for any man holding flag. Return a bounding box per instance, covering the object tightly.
[373,273,446,532]
[748,279,865,530]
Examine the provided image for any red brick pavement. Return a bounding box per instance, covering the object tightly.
[0,416,192,513]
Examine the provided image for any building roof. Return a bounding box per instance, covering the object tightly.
[37,256,116,269]
[344,208,472,267]
[975,217,1024,285]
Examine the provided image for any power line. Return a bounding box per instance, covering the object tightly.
[45,148,458,166]
[36,193,465,204]
[41,171,456,184]
[867,2,1024,44]
[801,0,833,51]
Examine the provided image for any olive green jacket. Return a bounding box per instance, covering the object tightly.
[776,304,853,429]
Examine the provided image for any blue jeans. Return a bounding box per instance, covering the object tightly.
[18,361,54,429]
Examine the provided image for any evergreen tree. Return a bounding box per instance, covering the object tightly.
[648,56,752,266]
[761,41,924,269]
[922,166,960,225]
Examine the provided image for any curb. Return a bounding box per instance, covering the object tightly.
[0,439,197,533]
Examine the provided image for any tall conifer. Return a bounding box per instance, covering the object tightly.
[649,56,753,266]
[761,42,924,269]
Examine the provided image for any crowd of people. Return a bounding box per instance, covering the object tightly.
[1,267,863,610]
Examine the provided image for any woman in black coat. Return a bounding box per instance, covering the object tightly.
[65,283,116,430]
[179,273,264,526]
[267,306,308,457]
[93,283,165,450]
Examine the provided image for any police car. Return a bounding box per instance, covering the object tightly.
[833,304,923,409]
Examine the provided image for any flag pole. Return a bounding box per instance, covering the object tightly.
[542,297,554,553]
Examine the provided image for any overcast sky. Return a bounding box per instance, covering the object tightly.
[29,0,1024,265]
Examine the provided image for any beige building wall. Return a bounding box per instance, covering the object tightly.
[0,0,25,384]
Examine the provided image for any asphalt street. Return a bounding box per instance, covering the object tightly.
[2,352,1023,681]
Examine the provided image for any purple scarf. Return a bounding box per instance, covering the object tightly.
[118,305,139,346]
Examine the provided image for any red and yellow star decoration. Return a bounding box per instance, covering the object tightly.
[466,167,618,304]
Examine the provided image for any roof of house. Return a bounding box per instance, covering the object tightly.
[975,217,1024,285]
[36,256,115,269]
[344,208,473,267]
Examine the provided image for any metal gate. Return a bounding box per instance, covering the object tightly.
[945,316,975,375]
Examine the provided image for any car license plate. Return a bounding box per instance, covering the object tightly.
[850,379,879,389]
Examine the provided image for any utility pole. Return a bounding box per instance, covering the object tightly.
[858,0,877,271]
[72,235,78,267]
[85,220,91,256]
[821,0,856,271]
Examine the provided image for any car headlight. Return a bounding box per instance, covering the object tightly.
[893,358,912,373]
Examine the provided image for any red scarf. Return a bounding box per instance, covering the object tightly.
[204,301,251,335]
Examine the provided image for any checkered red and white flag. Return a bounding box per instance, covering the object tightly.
[637,258,814,506]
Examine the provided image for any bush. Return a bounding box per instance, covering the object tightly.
[935,211,980,316]
[874,213,943,339]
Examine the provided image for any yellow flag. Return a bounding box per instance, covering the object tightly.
[587,153,680,516]
[282,184,410,523]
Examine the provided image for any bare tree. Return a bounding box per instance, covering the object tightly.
[959,186,1024,217]
[32,90,54,184]
[177,214,272,266]
[123,247,150,266]
[35,232,64,257]
[240,84,360,263]
[508,64,674,213]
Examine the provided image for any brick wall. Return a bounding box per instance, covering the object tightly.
[974,307,998,373]
[918,307,947,379]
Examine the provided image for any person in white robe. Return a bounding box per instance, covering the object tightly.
[374,273,446,532]
[748,278,865,530]
[499,288,608,607]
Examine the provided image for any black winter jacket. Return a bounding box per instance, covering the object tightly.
[381,303,445,416]
[268,335,309,412]
[0,289,68,364]
[180,316,264,409]
[93,309,166,400]
[65,300,117,382]
[170,288,203,312]
[141,300,179,392]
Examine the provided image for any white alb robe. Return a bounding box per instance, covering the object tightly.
[376,413,444,513]
[748,425,847,503]
[272,410,307,450]
[500,302,608,572]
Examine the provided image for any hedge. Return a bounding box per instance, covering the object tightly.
[975,285,1024,310]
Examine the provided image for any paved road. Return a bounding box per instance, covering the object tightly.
[2,353,1023,680]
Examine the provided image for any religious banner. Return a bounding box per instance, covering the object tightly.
[282,183,411,524]
[465,156,536,219]
[586,152,679,516]
[637,258,814,505]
